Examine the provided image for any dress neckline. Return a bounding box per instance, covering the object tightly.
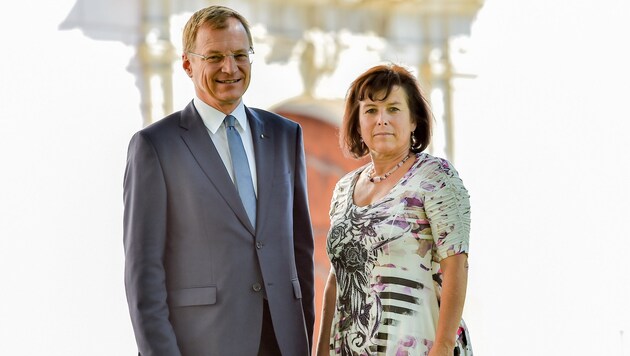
[349,152,423,209]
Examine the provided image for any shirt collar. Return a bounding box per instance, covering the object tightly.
[193,97,248,134]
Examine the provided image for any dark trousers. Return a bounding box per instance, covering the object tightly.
[258,300,281,356]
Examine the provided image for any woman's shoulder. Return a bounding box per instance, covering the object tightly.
[411,152,468,194]
[332,164,367,194]
[414,152,460,179]
[416,152,456,172]
[329,164,368,216]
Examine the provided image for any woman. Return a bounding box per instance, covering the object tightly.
[316,64,473,356]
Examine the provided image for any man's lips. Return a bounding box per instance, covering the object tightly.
[216,79,241,84]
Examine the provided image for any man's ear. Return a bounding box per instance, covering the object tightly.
[182,54,192,78]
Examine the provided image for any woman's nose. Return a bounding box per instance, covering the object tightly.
[376,113,389,126]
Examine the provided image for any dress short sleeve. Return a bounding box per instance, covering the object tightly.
[422,157,471,261]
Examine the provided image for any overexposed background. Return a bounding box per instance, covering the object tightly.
[1,0,628,355]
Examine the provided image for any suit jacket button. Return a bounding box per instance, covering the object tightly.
[256,241,263,249]
[252,283,262,292]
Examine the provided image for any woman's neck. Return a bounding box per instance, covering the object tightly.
[370,150,411,176]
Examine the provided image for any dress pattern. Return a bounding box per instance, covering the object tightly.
[326,153,473,356]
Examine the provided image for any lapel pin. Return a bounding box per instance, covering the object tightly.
[260,134,266,139]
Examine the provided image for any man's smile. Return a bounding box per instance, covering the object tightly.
[217,78,241,84]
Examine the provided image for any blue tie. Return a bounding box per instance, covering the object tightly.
[225,115,257,227]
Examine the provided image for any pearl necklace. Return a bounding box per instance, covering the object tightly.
[367,154,411,183]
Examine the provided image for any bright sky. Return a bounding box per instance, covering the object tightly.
[459,2,630,355]
[1,1,629,355]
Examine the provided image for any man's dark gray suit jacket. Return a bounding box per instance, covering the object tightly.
[123,101,315,355]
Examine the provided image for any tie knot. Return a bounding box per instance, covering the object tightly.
[225,115,236,129]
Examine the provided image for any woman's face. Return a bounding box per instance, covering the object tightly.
[358,85,416,159]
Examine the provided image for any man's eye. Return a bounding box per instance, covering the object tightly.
[207,55,224,62]
[234,54,248,61]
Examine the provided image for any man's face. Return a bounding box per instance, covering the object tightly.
[183,17,252,114]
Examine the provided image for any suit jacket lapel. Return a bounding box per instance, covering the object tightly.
[179,101,255,234]
[247,107,274,235]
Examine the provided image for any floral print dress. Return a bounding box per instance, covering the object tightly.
[326,153,473,356]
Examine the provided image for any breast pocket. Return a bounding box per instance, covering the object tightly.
[268,173,293,213]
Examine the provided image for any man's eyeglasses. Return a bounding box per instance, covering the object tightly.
[187,48,254,64]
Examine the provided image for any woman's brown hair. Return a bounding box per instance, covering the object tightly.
[340,63,432,158]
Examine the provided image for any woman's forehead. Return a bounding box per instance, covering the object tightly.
[359,85,406,103]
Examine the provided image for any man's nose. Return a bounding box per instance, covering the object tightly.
[221,55,238,73]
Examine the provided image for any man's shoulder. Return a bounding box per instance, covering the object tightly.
[127,109,189,149]
[137,100,202,139]
[142,110,184,133]
[247,107,298,128]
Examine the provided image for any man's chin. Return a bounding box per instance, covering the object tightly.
[219,89,247,102]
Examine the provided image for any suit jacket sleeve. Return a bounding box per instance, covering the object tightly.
[292,124,316,346]
[123,131,182,356]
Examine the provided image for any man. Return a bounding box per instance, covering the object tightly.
[123,6,315,355]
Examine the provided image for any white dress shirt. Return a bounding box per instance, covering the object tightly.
[193,97,258,196]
